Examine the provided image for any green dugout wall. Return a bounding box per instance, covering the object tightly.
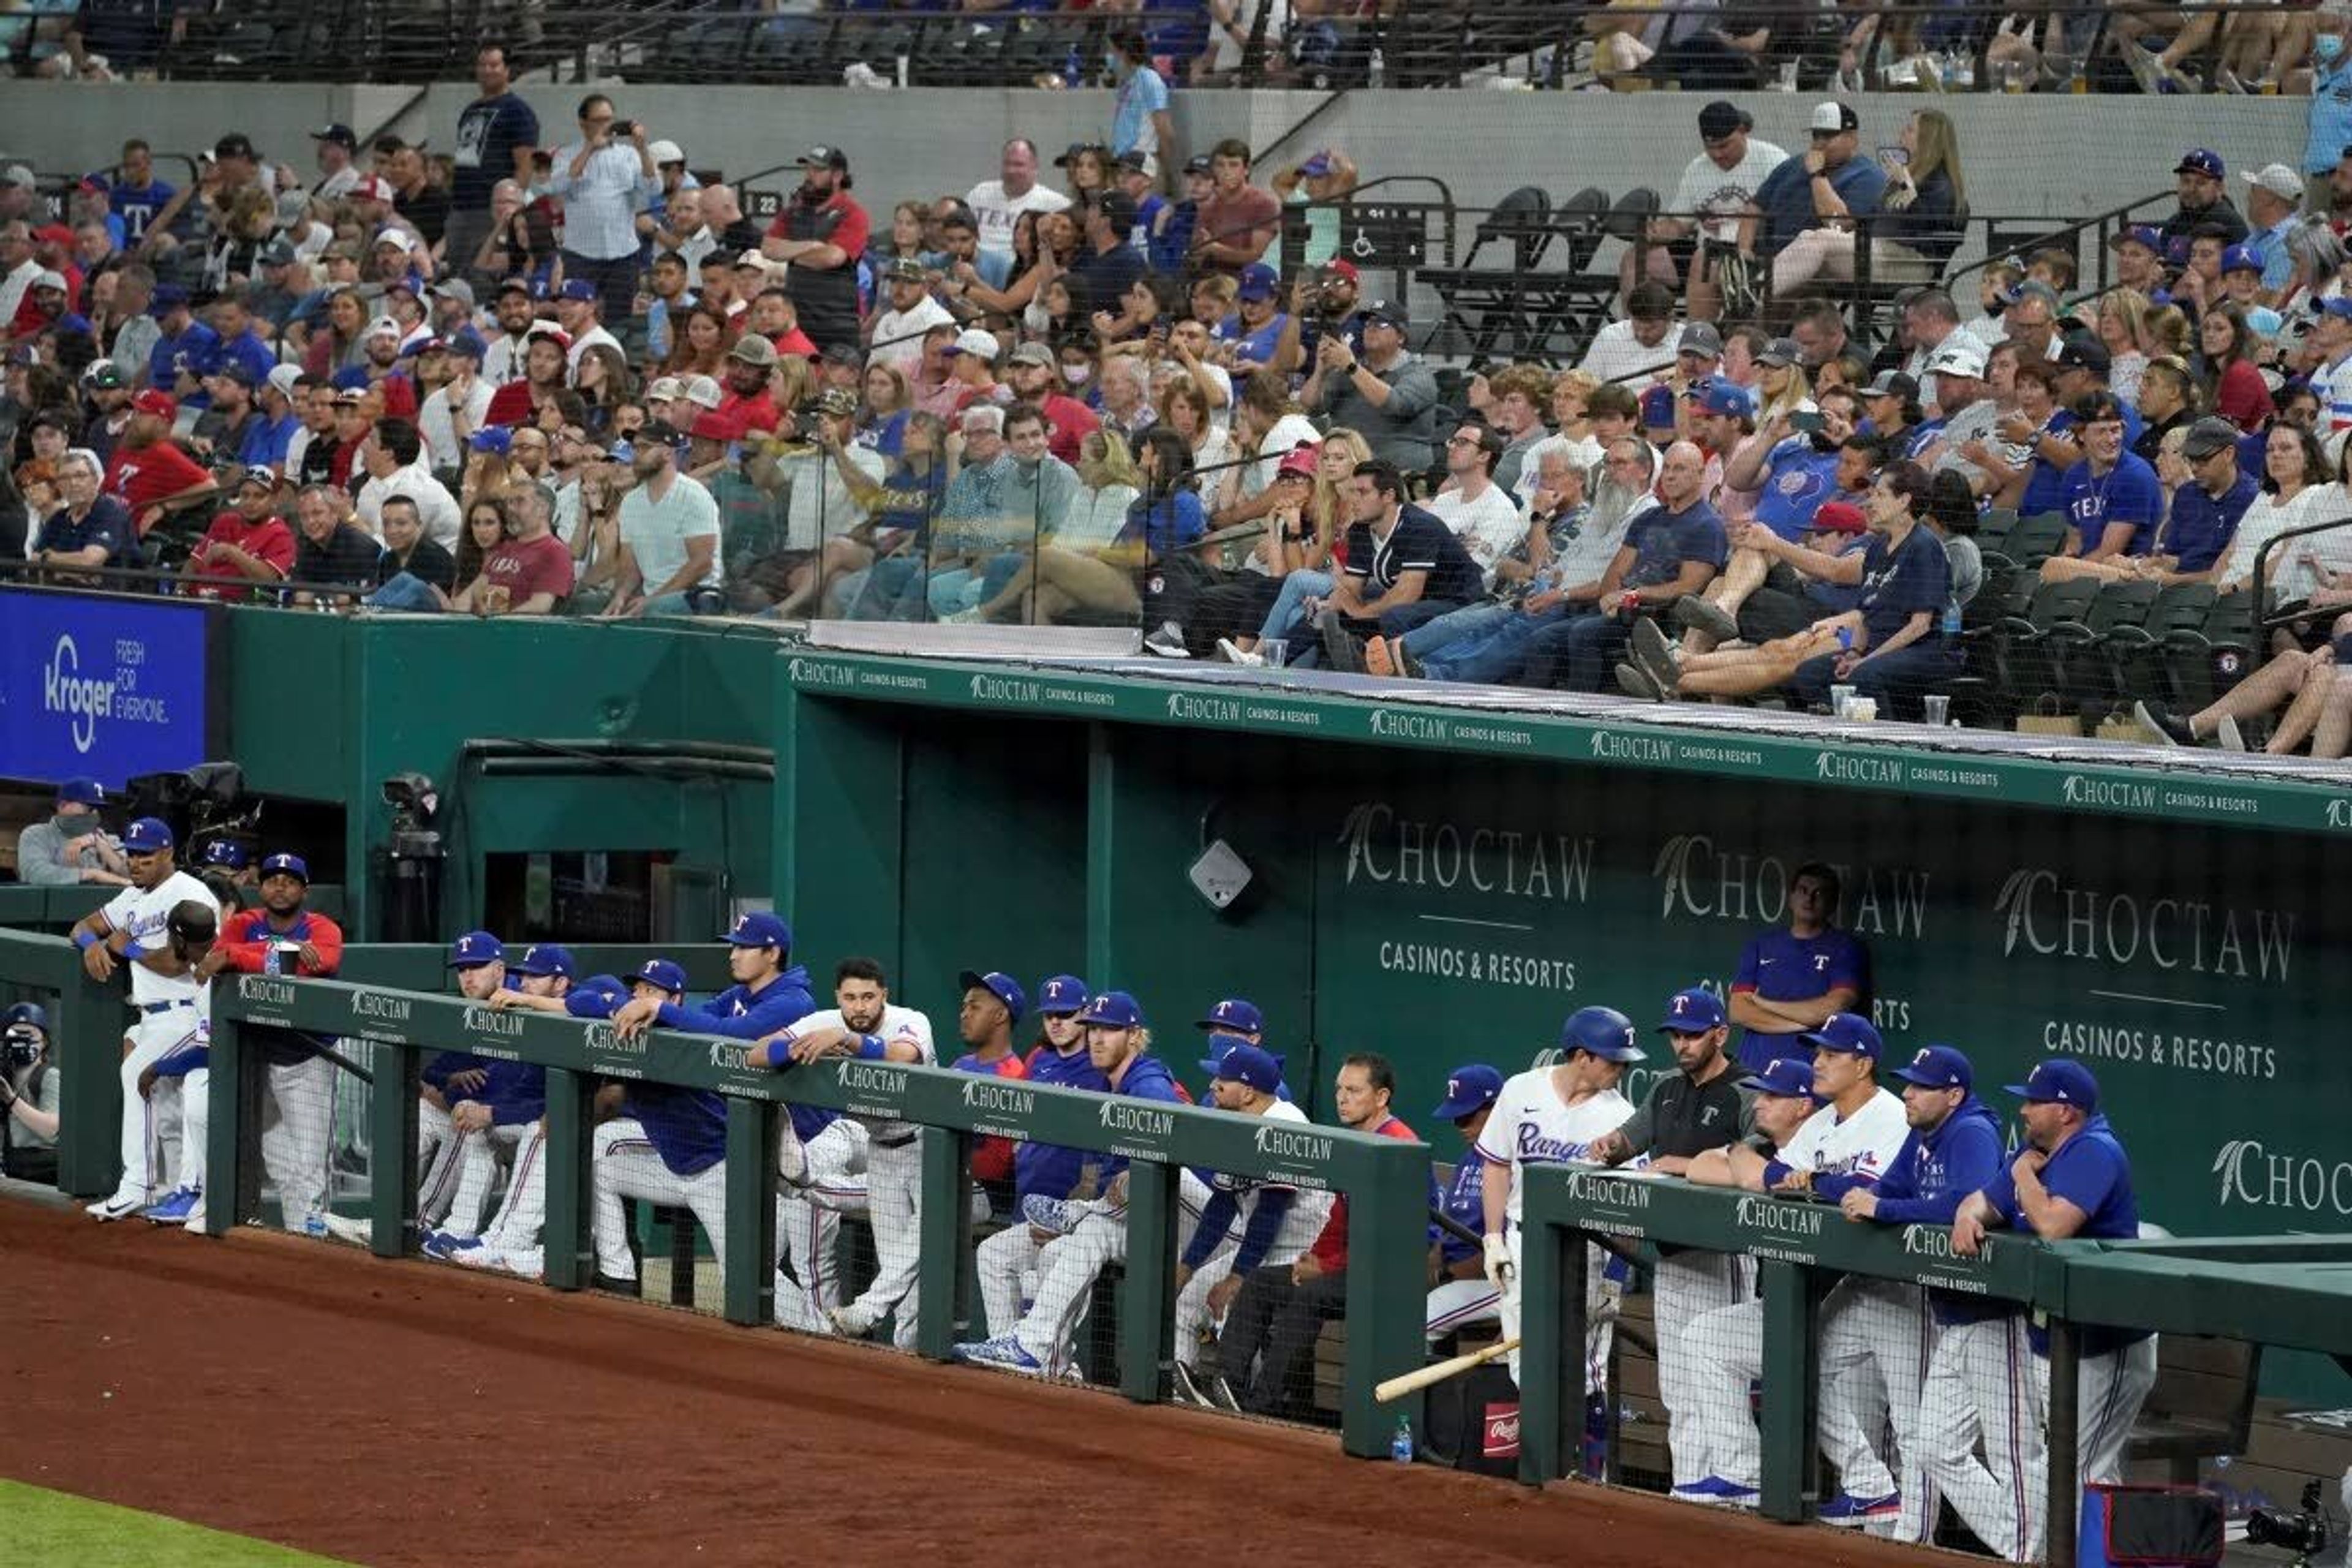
[40,600,2352,1243]
[777,652,2352,1246]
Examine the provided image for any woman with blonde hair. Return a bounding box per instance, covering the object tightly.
[2097,288,2152,404]
[1216,428,1372,662]
[857,360,913,456]
[2140,306,2193,364]
[1772,109,1965,295]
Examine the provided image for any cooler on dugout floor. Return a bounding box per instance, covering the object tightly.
[2075,1483,2224,1568]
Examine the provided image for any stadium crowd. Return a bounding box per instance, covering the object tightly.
[7,44,2352,749]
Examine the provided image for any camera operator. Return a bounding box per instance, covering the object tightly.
[0,1003,61,1186]
[13,778,130,889]
[1272,261,1364,377]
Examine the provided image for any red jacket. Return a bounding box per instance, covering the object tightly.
[220,907,345,978]
[1306,1112,1417,1273]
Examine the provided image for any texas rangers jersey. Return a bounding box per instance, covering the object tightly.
[781,1003,935,1141]
[1773,1088,1909,1197]
[100,872,216,1007]
[1475,1069,1637,1222]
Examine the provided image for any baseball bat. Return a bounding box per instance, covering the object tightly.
[1376,1336,1522,1404]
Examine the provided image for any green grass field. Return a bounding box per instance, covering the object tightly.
[0,1479,353,1566]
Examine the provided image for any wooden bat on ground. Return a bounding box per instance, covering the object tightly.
[1375,1335,1523,1404]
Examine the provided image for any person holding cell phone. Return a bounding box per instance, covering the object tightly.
[1773,109,1964,298]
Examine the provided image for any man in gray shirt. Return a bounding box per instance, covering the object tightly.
[1302,298,1439,472]
[13,778,129,888]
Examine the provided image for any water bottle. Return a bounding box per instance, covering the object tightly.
[1368,47,1385,88]
[1063,45,1083,88]
[263,943,281,976]
[1390,1415,1415,1463]
[1941,600,1961,637]
[1836,624,1855,653]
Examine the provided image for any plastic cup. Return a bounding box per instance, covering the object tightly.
[1923,694,1951,727]
[1830,684,1857,717]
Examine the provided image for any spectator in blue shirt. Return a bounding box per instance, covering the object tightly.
[107,139,175,246]
[2038,396,2164,575]
[1108,28,1175,173]
[147,284,221,406]
[1751,101,1888,262]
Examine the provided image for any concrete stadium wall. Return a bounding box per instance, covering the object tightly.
[0,82,2304,239]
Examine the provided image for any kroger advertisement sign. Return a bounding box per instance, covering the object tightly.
[0,589,219,787]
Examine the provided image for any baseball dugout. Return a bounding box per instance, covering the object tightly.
[200,971,1433,1458]
[1518,1170,2352,1567]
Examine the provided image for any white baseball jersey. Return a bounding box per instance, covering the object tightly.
[1476,1069,1637,1222]
[100,872,216,1008]
[1208,1099,1335,1263]
[1776,1088,1909,1184]
[782,1004,934,1141]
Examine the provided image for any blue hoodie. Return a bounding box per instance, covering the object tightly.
[478,1060,547,1128]
[1098,1052,1186,1186]
[1871,1096,2005,1326]
[658,964,816,1039]
[624,1080,729,1177]
[1015,1041,1113,1202]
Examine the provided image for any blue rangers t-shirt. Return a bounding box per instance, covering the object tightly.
[1980,1113,2149,1352]
[1752,437,1842,542]
[2060,452,2165,556]
[1731,927,1871,1072]
[1624,498,1730,587]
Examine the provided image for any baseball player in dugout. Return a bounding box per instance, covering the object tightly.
[1679,1015,1909,1510]
[1831,1044,2003,1540]
[1589,987,1758,1500]
[70,816,216,1221]
[192,852,345,1237]
[1945,1057,2154,1562]
[1477,1006,1642,1385]
[1726,861,1871,1073]
[0,1003,62,1186]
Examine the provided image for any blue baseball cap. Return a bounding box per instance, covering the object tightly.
[557,277,599,303]
[1200,1036,1283,1093]
[1891,1044,1972,1092]
[1237,263,1278,301]
[1561,1005,1645,1063]
[957,968,1027,1025]
[1196,997,1263,1034]
[2174,148,2225,180]
[198,840,251,870]
[722,911,792,951]
[633,957,688,995]
[2004,1057,2100,1112]
[2321,298,2352,321]
[578,973,627,997]
[510,943,576,979]
[1431,1063,1504,1120]
[2,1002,50,1032]
[1687,377,1755,419]
[2221,244,2261,276]
[122,817,174,854]
[259,852,309,883]
[1657,987,1726,1033]
[1739,1057,1819,1098]
[149,283,189,315]
[56,777,104,806]
[469,426,513,454]
[447,930,505,968]
[1077,990,1144,1029]
[1299,151,1335,178]
[1639,383,1677,431]
[2108,225,2163,255]
[1803,1012,1882,1060]
[1036,974,1090,1014]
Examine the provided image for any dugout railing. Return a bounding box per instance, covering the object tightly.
[200,971,1433,1458]
[1518,1168,2352,1566]
[0,925,146,1197]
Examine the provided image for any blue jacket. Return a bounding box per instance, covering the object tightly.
[477,1060,547,1128]
[1015,1042,1112,1201]
[1873,1098,2003,1226]
[1099,1053,1186,1186]
[624,1082,729,1177]
[657,965,815,1039]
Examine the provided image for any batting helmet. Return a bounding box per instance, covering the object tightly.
[1560,1005,1645,1063]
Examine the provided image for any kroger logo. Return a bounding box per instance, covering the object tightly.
[43,635,115,755]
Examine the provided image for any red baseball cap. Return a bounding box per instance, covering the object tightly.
[1812,500,1866,535]
[1275,444,1320,481]
[131,389,178,421]
[1323,259,1360,284]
